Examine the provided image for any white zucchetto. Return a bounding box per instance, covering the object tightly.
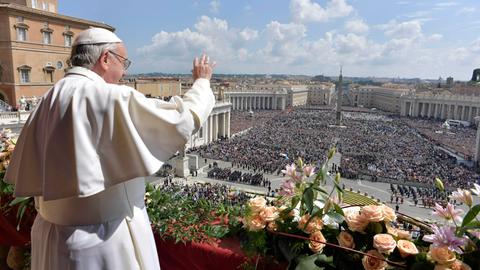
[72,27,122,46]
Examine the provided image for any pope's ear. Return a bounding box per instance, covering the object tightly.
[99,50,109,68]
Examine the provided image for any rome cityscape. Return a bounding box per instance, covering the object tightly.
[1,1,480,270]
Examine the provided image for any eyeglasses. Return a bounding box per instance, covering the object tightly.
[108,50,131,70]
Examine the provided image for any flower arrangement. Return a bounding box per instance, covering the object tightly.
[239,148,480,270]
[0,133,35,233]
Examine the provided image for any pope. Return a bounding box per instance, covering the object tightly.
[4,27,216,270]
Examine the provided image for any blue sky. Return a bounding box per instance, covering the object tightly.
[59,0,480,80]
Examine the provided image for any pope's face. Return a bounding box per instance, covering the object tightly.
[103,43,128,84]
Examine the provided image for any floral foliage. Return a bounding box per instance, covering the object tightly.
[238,148,480,270]
[146,184,243,245]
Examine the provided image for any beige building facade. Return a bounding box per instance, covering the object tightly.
[225,91,287,111]
[400,93,480,123]
[349,86,411,114]
[286,86,308,107]
[0,0,114,106]
[123,78,181,97]
[307,83,335,106]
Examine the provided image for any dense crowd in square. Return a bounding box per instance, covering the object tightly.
[196,109,479,190]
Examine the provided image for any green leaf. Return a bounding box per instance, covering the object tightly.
[326,212,344,224]
[313,187,328,195]
[292,196,301,209]
[334,173,341,184]
[334,203,344,216]
[303,187,314,215]
[8,197,30,206]
[461,205,480,228]
[294,253,333,270]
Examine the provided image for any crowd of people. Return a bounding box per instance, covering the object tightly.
[403,118,476,159]
[230,110,283,135]
[207,167,271,188]
[159,181,252,206]
[390,184,451,208]
[195,109,479,190]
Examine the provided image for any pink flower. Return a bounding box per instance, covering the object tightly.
[345,210,369,232]
[450,189,473,207]
[337,231,355,249]
[259,206,279,222]
[423,225,468,254]
[243,214,267,231]
[397,240,419,258]
[247,196,267,213]
[373,234,397,254]
[281,164,302,182]
[360,205,384,223]
[279,180,296,197]
[303,165,316,177]
[451,260,472,270]
[309,231,326,253]
[432,203,464,223]
[362,250,387,270]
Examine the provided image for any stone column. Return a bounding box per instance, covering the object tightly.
[219,113,225,137]
[226,111,231,137]
[213,114,218,140]
[412,102,418,117]
[207,115,213,143]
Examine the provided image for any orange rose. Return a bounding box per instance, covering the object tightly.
[373,234,397,254]
[451,260,472,270]
[337,231,355,249]
[397,240,419,258]
[259,206,279,222]
[362,250,387,270]
[248,196,267,213]
[245,215,266,231]
[386,223,398,237]
[297,214,323,233]
[381,205,397,222]
[345,211,368,232]
[396,229,411,240]
[267,222,278,232]
[429,246,456,266]
[360,205,384,223]
[298,214,310,231]
[309,230,326,253]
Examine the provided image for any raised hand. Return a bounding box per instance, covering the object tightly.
[192,54,216,81]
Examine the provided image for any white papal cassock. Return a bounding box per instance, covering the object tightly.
[4,66,215,270]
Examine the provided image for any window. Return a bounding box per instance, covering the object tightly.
[17,28,27,41]
[18,66,31,83]
[42,2,48,10]
[31,0,37,8]
[42,31,51,44]
[43,65,55,83]
[64,34,72,46]
[46,70,53,82]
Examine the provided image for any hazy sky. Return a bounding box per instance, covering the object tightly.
[59,0,480,80]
